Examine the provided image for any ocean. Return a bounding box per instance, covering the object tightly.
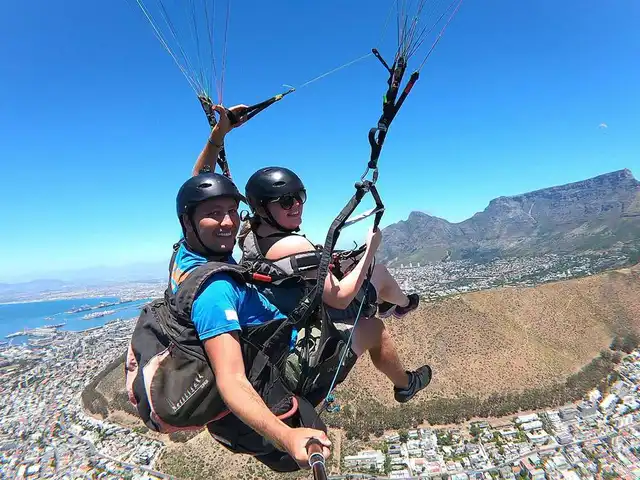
[0,297,150,344]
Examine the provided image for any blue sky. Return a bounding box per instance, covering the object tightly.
[1,0,639,282]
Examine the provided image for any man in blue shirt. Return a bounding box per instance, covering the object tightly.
[173,171,331,468]
[171,234,286,342]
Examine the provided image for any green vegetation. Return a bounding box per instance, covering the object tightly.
[610,333,640,354]
[327,349,618,438]
[515,430,528,443]
[436,431,454,446]
[384,456,392,474]
[492,431,505,446]
[620,244,640,266]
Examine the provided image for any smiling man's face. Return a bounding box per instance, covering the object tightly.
[190,197,240,253]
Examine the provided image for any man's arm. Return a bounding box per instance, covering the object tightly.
[193,130,224,177]
[192,274,331,465]
[204,331,291,450]
[192,104,249,177]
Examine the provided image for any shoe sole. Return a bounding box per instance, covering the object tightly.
[378,308,396,319]
[393,307,417,319]
[393,296,420,318]
[394,366,432,403]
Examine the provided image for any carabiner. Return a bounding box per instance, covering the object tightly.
[360,165,379,185]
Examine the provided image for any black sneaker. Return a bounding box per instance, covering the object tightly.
[394,365,432,403]
[377,301,396,319]
[393,294,420,318]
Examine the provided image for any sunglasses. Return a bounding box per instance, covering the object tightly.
[269,190,307,210]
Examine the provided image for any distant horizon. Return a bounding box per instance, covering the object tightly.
[2,166,635,284]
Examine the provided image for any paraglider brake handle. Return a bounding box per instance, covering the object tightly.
[226,86,296,125]
[372,48,392,73]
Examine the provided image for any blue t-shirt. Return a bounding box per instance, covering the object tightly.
[171,242,287,341]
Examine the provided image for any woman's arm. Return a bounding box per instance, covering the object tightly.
[191,104,249,177]
[266,228,382,309]
[321,245,376,309]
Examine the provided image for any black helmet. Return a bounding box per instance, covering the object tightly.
[245,166,305,211]
[176,172,245,258]
[176,172,245,217]
[244,167,306,232]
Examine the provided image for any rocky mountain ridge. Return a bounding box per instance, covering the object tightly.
[379,169,640,266]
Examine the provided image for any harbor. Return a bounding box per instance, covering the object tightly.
[1,296,152,345]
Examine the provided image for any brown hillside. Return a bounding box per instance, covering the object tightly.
[92,265,640,479]
[338,265,640,405]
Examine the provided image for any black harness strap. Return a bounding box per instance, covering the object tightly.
[257,181,381,368]
[365,50,420,181]
[296,50,419,415]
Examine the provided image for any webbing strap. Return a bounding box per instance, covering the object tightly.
[198,88,295,179]
[165,242,181,293]
[257,181,381,366]
[365,50,420,178]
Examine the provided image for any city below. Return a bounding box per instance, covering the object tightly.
[1,253,639,479]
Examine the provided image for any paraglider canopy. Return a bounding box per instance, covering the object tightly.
[128,0,464,179]
[130,0,295,178]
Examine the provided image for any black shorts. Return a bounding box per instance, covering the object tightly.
[253,450,300,472]
[324,282,378,328]
[208,417,301,472]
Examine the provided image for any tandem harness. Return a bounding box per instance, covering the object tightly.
[124,242,355,468]
[126,44,420,466]
[235,47,421,417]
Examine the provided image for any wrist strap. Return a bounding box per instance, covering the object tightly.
[208,136,223,148]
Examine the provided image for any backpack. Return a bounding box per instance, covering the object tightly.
[124,245,325,439]
[124,242,356,462]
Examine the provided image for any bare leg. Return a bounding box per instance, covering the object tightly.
[370,264,409,307]
[351,316,410,389]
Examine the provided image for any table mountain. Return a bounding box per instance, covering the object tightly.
[379,169,640,266]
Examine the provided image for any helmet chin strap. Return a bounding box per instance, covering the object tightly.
[188,215,233,260]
